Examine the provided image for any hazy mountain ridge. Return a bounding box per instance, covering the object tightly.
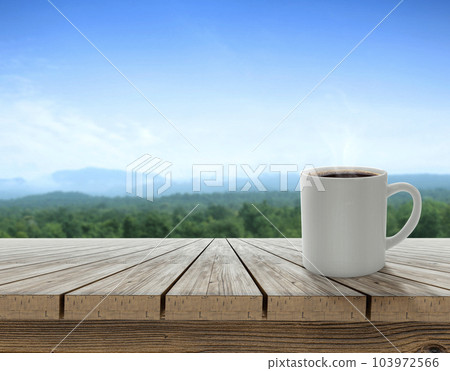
[1,167,450,199]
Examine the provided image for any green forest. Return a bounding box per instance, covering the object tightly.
[0,189,449,238]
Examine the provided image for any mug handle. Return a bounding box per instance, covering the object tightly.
[386,182,422,250]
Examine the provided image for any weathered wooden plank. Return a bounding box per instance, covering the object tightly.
[251,238,302,251]
[385,256,450,273]
[0,239,186,266]
[65,239,211,320]
[243,238,303,265]
[382,262,450,290]
[388,239,450,258]
[247,238,450,274]
[390,247,450,257]
[0,239,207,320]
[166,239,263,320]
[0,240,147,271]
[229,239,366,321]
[250,238,450,256]
[387,251,450,263]
[336,274,450,322]
[388,240,450,272]
[0,243,132,263]
[0,239,184,285]
[244,239,450,322]
[394,239,450,248]
[249,239,450,288]
[0,238,448,324]
[0,239,127,257]
[2,320,447,353]
[246,238,450,284]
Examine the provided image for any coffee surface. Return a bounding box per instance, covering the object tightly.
[318,171,378,178]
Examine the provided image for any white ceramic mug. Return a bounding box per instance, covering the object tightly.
[300,166,422,277]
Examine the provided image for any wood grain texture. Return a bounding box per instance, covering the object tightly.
[0,320,448,353]
[0,239,449,353]
[0,239,175,270]
[242,239,450,322]
[0,240,184,285]
[385,256,450,273]
[166,239,262,320]
[382,262,450,289]
[65,239,211,320]
[0,239,204,320]
[244,238,450,289]
[229,239,366,321]
[334,275,450,322]
[0,239,139,259]
[250,238,450,273]
[0,238,449,323]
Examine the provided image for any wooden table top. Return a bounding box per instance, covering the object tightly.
[0,238,449,322]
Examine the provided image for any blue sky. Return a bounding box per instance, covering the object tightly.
[1,0,449,179]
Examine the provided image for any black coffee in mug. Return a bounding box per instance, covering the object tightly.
[318,170,378,178]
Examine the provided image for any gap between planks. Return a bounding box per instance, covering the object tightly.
[0,239,211,320]
[239,239,450,322]
[1,239,448,323]
[228,239,366,321]
[165,239,263,320]
[65,239,213,320]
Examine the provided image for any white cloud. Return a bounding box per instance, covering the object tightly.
[0,77,449,181]
[0,98,163,178]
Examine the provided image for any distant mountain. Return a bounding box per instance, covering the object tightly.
[1,168,450,200]
[0,177,26,186]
